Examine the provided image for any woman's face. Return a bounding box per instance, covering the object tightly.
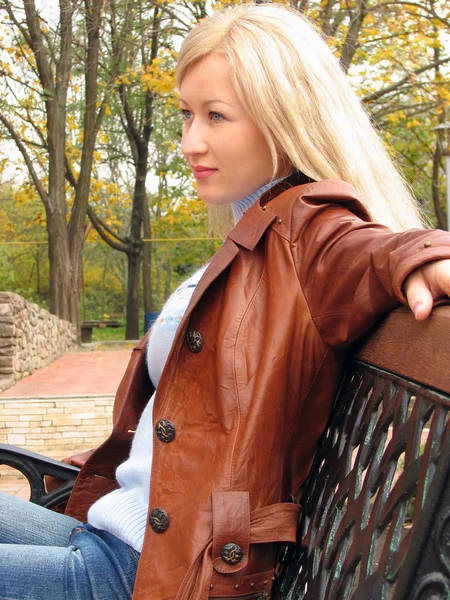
[179,53,277,205]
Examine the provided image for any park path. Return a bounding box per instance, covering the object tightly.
[0,342,135,499]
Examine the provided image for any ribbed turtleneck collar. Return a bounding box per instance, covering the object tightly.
[231,177,286,223]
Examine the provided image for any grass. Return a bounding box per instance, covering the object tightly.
[90,323,146,342]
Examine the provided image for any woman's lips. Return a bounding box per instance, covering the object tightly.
[192,166,217,180]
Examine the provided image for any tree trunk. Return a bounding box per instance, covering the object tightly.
[125,246,142,339]
[431,43,446,230]
[124,134,149,338]
[164,256,171,300]
[100,253,109,319]
[142,198,154,313]
[36,250,41,296]
[46,211,73,321]
[432,143,446,229]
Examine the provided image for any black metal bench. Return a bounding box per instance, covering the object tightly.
[1,305,449,599]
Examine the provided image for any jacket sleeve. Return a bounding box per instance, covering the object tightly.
[290,180,450,348]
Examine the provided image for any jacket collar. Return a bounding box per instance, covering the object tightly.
[227,171,314,250]
[171,171,314,336]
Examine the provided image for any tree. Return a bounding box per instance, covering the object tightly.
[1,0,448,341]
[287,0,450,222]
[86,2,182,338]
[0,0,130,334]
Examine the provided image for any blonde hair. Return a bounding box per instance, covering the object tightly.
[177,3,424,231]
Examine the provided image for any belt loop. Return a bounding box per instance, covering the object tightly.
[212,491,250,574]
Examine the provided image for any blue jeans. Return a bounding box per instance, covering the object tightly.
[0,492,139,600]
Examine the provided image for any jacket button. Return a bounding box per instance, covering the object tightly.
[155,419,175,443]
[220,543,243,565]
[149,507,169,533]
[186,329,203,353]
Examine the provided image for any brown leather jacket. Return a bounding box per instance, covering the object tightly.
[65,175,450,600]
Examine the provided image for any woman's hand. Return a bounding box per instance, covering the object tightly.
[404,259,450,321]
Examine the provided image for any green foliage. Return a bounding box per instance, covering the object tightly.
[91,324,132,342]
[0,184,49,306]
[0,0,449,327]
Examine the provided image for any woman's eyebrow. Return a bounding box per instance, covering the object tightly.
[178,97,235,108]
[203,99,235,107]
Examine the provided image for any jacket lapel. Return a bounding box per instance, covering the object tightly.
[182,200,278,325]
[152,201,279,409]
[182,170,313,322]
[176,235,239,333]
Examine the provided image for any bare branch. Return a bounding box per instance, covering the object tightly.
[65,156,78,189]
[363,55,450,104]
[24,107,47,147]
[22,0,55,95]
[0,114,49,208]
[340,0,369,73]
[374,100,441,120]
[320,0,339,36]
[1,1,32,47]
[374,2,450,29]
[0,70,41,95]
[361,28,422,45]
[118,84,140,164]
[146,0,192,32]
[86,205,130,253]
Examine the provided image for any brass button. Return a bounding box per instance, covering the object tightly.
[155,419,175,443]
[149,507,169,533]
[186,329,203,353]
[424,241,432,248]
[220,543,243,565]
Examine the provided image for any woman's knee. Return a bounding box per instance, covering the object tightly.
[0,491,81,547]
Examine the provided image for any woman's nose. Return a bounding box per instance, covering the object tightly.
[181,121,208,158]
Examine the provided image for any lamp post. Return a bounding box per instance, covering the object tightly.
[433,121,450,231]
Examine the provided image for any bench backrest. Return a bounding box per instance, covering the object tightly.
[278,305,450,600]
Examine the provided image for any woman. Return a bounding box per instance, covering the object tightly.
[1,4,450,600]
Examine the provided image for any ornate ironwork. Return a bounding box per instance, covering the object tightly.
[278,361,450,600]
[0,443,79,508]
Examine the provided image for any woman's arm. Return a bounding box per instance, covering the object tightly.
[290,180,450,347]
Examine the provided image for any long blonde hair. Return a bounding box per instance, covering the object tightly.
[177,3,423,231]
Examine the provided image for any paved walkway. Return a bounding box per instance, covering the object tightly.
[0,342,136,398]
[0,342,136,499]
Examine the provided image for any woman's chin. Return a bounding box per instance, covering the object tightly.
[198,192,234,206]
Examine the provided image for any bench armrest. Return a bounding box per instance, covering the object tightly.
[0,443,80,509]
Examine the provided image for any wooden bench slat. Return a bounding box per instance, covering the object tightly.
[356,305,450,395]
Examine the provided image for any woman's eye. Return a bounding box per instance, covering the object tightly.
[209,111,224,122]
[180,109,192,121]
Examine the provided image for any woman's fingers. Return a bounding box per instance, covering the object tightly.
[404,269,434,321]
[403,259,450,321]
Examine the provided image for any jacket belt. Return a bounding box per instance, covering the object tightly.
[175,498,301,600]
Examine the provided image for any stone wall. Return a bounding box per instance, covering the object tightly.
[0,395,114,479]
[0,292,76,392]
